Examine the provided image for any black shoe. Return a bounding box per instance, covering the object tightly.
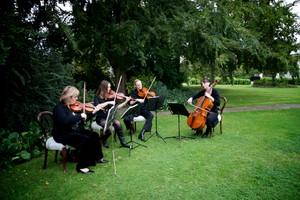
[121,141,130,148]
[102,140,109,148]
[98,159,109,163]
[201,132,209,138]
[76,168,94,174]
[138,130,146,142]
[194,130,203,136]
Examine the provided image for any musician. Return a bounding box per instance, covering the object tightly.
[94,80,130,148]
[52,86,108,174]
[123,79,154,141]
[187,78,220,138]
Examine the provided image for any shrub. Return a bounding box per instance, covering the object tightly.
[0,122,43,169]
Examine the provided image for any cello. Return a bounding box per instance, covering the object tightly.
[186,80,218,131]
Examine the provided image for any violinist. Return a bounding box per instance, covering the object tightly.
[94,80,131,148]
[52,86,108,174]
[187,78,220,138]
[123,79,154,141]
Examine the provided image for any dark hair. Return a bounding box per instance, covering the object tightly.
[202,78,211,83]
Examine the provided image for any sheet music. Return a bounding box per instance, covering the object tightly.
[120,104,141,119]
[104,105,118,132]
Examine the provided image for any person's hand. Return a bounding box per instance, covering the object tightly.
[81,113,87,121]
[108,101,115,106]
[187,97,193,104]
[125,96,131,102]
[92,104,103,114]
[205,92,214,102]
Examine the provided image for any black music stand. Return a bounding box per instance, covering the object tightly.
[164,103,194,140]
[121,104,147,154]
[146,95,167,143]
[104,105,118,133]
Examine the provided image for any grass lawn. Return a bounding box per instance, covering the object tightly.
[0,85,299,200]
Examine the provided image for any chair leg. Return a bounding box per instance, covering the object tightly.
[54,150,58,163]
[220,120,223,134]
[43,148,48,169]
[61,148,67,173]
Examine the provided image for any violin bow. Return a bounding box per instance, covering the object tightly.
[114,75,122,103]
[112,75,122,176]
[83,82,86,114]
[143,76,156,101]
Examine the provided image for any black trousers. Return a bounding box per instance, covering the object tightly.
[205,112,219,133]
[64,129,103,169]
[123,108,154,132]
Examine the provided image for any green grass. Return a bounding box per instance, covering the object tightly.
[1,85,300,200]
[187,85,300,108]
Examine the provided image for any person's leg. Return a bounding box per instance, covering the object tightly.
[113,119,130,148]
[96,119,111,148]
[202,112,218,138]
[138,110,153,141]
[65,132,95,172]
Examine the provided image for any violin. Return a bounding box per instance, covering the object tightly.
[186,80,218,131]
[138,87,156,99]
[108,90,128,100]
[70,101,95,113]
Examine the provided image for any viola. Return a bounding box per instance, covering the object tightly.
[186,80,218,131]
[138,87,156,99]
[70,101,95,113]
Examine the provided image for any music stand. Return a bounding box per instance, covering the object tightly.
[121,104,147,155]
[104,105,118,133]
[164,103,194,140]
[146,95,167,143]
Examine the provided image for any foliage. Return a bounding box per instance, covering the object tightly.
[253,78,298,88]
[0,122,43,169]
[1,0,299,134]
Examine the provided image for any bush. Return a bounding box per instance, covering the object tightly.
[253,79,297,88]
[0,122,43,169]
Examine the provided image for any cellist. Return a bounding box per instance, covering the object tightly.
[187,78,220,138]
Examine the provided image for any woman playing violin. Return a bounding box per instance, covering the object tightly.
[94,80,131,148]
[187,78,220,138]
[52,86,108,174]
[123,79,154,141]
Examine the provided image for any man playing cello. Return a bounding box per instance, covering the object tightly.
[187,78,220,138]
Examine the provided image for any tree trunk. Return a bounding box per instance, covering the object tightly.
[113,65,127,94]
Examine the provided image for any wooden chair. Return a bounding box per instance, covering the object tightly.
[209,96,227,138]
[37,111,68,173]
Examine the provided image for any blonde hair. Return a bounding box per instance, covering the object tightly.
[60,86,80,104]
[133,79,141,85]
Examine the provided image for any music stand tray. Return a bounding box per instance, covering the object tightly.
[121,103,147,154]
[165,102,194,140]
[146,95,167,143]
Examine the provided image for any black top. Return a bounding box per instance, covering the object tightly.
[191,88,220,113]
[52,102,94,144]
[94,96,112,120]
